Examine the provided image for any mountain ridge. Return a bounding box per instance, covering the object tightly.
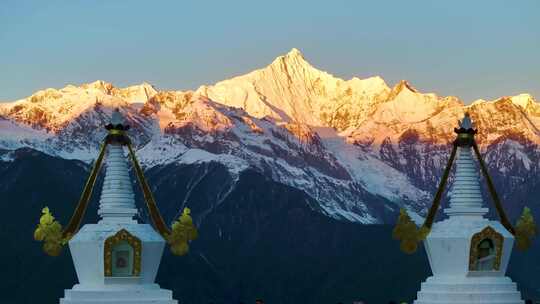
[0,48,539,225]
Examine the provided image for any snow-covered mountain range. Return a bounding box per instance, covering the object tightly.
[1,48,539,223]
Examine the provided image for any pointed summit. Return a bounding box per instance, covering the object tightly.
[387,80,419,100]
[82,80,115,94]
[119,82,158,103]
[396,80,418,93]
[510,93,535,109]
[286,48,304,58]
[270,48,311,70]
[139,81,157,91]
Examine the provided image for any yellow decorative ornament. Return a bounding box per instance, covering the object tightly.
[514,207,537,251]
[392,209,429,254]
[34,207,69,256]
[165,207,198,256]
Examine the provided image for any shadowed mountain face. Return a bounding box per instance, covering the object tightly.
[1,149,539,304]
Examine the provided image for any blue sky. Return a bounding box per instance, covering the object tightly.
[0,0,538,103]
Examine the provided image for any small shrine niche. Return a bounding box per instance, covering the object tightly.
[469,226,503,272]
[104,229,142,277]
[112,241,134,276]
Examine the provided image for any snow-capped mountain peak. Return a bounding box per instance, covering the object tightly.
[387,80,418,99]
[510,93,536,109]
[196,49,396,130]
[1,48,539,224]
[81,80,114,92]
[271,47,307,66]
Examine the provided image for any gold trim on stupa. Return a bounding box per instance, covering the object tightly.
[104,229,142,277]
[468,226,504,271]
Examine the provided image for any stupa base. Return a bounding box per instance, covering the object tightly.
[59,283,177,304]
[414,275,523,304]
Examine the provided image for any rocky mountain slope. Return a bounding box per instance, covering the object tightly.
[3,149,539,304]
[1,48,539,224]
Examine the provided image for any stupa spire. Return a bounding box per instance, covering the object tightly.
[98,109,137,223]
[97,145,137,222]
[444,114,488,218]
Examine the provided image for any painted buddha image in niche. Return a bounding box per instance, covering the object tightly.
[111,241,134,276]
[475,238,496,271]
[116,250,129,268]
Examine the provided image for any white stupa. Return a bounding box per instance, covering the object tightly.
[60,110,177,304]
[414,115,523,303]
